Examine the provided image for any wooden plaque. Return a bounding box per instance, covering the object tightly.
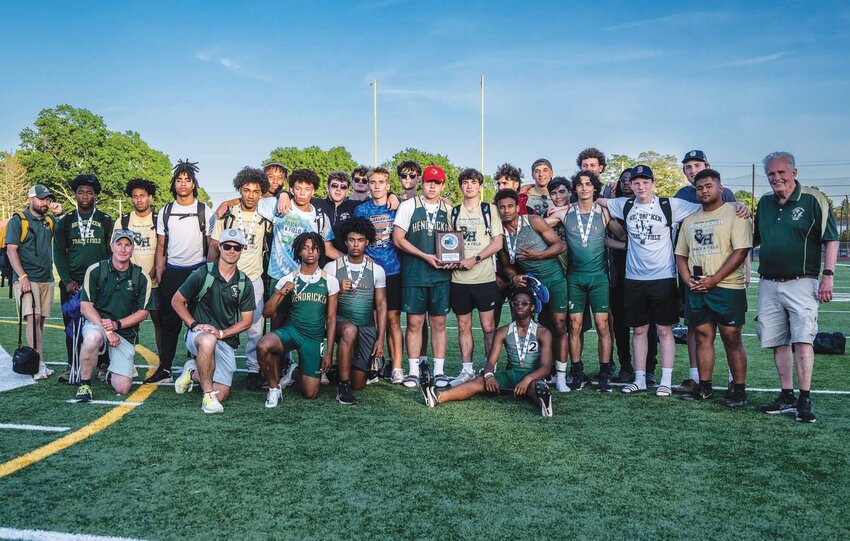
[436,231,464,263]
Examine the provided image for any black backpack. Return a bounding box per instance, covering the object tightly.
[160,201,208,256]
[120,211,158,232]
[813,332,846,355]
[450,202,493,236]
[622,197,673,248]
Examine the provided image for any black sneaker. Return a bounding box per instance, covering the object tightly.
[680,388,714,401]
[143,367,172,384]
[724,390,748,408]
[535,380,553,417]
[419,360,437,407]
[568,363,586,391]
[724,381,735,399]
[646,373,658,387]
[760,393,797,415]
[72,384,93,403]
[613,369,635,384]
[597,364,612,393]
[245,372,263,391]
[336,381,357,405]
[795,396,816,423]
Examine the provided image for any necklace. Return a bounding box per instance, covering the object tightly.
[235,205,258,243]
[421,196,438,237]
[575,204,597,248]
[293,268,320,297]
[505,217,523,263]
[510,320,538,367]
[77,207,96,240]
[343,256,366,291]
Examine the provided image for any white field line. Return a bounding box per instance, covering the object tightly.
[606,382,850,395]
[64,400,142,406]
[0,424,70,432]
[0,527,148,541]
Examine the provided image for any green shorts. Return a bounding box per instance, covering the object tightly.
[272,325,325,379]
[494,367,536,390]
[539,274,568,314]
[402,282,450,315]
[567,271,610,314]
[685,287,747,328]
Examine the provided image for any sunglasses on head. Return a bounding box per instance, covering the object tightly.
[510,300,532,307]
[329,182,349,190]
[221,243,244,252]
[399,173,418,180]
[353,177,369,184]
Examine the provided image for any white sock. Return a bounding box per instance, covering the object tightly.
[662,367,673,388]
[434,358,445,375]
[462,362,473,374]
[556,361,567,374]
[689,367,699,381]
[728,368,734,383]
[408,359,419,377]
[634,370,647,389]
[419,355,428,362]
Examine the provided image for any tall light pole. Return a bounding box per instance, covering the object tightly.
[480,74,485,174]
[372,80,378,167]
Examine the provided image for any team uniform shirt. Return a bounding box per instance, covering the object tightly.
[275,269,340,340]
[80,259,154,343]
[548,206,570,272]
[674,185,737,204]
[563,205,607,274]
[353,200,400,276]
[4,209,55,283]
[315,197,363,228]
[675,203,753,289]
[125,212,158,287]
[213,205,267,281]
[178,264,256,348]
[54,209,114,284]
[323,258,386,327]
[503,216,564,284]
[607,197,701,280]
[155,201,212,267]
[754,182,838,279]
[451,203,503,284]
[258,198,334,281]
[393,197,451,287]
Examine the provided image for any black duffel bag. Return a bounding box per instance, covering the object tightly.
[813,332,846,355]
[12,291,41,375]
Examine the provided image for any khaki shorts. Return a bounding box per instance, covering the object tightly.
[756,277,818,347]
[82,322,137,378]
[14,281,54,318]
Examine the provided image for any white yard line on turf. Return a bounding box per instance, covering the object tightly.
[0,527,148,541]
[607,382,850,395]
[0,424,70,433]
[0,346,37,393]
[64,400,142,406]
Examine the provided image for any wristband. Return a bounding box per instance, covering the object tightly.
[105,329,113,335]
[823,269,834,277]
[218,330,224,339]
[483,372,495,380]
[189,321,200,331]
[18,274,28,280]
[115,319,123,330]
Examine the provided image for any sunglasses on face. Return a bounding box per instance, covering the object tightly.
[221,243,244,252]
[399,173,418,180]
[510,300,532,307]
[329,182,349,190]
[353,177,369,184]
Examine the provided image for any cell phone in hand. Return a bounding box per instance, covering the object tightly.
[693,266,704,281]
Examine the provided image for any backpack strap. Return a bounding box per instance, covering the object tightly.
[120,214,130,230]
[450,205,460,231]
[196,262,216,304]
[659,197,673,228]
[622,198,635,249]
[481,202,492,237]
[161,202,174,251]
[197,202,208,256]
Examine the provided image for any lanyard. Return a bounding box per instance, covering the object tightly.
[235,206,258,242]
[420,197,438,236]
[575,204,597,248]
[505,217,523,263]
[77,208,96,239]
[510,320,537,367]
[292,268,320,297]
[343,256,366,291]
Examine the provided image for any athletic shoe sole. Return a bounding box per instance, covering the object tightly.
[265,389,282,409]
[535,381,553,417]
[655,385,672,397]
[336,392,357,406]
[762,406,797,415]
[174,371,194,394]
[795,413,816,423]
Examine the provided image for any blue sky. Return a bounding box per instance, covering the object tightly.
[2,0,850,202]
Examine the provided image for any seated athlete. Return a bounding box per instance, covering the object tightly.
[420,288,553,417]
[259,232,340,406]
[171,228,256,414]
[323,217,387,405]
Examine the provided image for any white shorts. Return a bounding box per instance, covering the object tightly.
[184,330,237,387]
[756,277,819,347]
[82,321,136,378]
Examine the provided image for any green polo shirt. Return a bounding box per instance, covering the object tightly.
[754,182,838,279]
[3,209,55,283]
[178,263,256,348]
[54,209,114,284]
[80,259,154,343]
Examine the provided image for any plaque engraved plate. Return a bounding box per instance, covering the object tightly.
[436,231,464,263]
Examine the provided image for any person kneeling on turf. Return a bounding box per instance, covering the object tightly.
[72,229,155,403]
[171,228,256,414]
[259,232,339,406]
[421,288,553,417]
[323,218,387,405]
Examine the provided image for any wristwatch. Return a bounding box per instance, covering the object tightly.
[823,269,834,276]
[189,321,200,331]
[474,255,482,263]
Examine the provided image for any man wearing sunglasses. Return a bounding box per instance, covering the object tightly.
[421,288,553,417]
[172,228,256,414]
[349,165,371,202]
[397,160,422,202]
[316,171,364,229]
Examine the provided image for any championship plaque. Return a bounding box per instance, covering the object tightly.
[436,231,464,263]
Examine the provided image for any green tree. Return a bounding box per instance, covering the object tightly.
[602,151,687,197]
[0,152,29,219]
[734,190,756,212]
[17,105,183,217]
[266,146,358,198]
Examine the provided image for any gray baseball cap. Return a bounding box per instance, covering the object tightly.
[27,184,54,200]
[220,228,247,246]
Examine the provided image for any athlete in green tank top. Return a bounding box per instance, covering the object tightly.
[419,288,554,417]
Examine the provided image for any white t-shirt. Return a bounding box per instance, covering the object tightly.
[607,196,701,280]
[392,198,439,231]
[156,201,213,267]
[322,259,387,288]
[258,198,334,280]
[275,269,341,295]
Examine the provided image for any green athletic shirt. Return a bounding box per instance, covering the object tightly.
[277,269,340,341]
[564,205,606,273]
[54,209,114,284]
[80,259,154,343]
[325,258,384,327]
[504,321,541,370]
[3,209,55,283]
[504,215,563,282]
[178,263,256,348]
[395,197,451,287]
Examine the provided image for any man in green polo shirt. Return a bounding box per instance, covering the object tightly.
[171,228,256,414]
[754,151,838,423]
[71,230,154,403]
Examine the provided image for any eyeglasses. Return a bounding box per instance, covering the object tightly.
[329,182,349,190]
[399,173,418,180]
[221,243,244,252]
[510,300,532,307]
[353,177,368,184]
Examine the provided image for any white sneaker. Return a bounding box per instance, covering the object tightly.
[450,370,476,387]
[320,372,330,384]
[434,374,450,388]
[402,374,419,388]
[265,387,282,408]
[556,376,570,393]
[201,391,224,414]
[281,364,297,388]
[391,368,405,384]
[174,367,194,394]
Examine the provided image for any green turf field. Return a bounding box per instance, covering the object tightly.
[0,267,849,540]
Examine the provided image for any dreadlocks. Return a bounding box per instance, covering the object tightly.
[292,231,326,263]
[170,159,200,198]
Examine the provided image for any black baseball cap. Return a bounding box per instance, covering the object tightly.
[630,164,654,180]
[682,150,708,163]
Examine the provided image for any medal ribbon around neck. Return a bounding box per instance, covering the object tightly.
[510,320,538,367]
[292,268,321,297]
[420,196,438,236]
[576,204,597,248]
[235,205,258,243]
[77,207,96,239]
[343,256,365,291]
[505,216,523,263]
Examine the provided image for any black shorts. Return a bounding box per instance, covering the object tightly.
[386,273,402,312]
[623,278,680,327]
[450,281,500,315]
